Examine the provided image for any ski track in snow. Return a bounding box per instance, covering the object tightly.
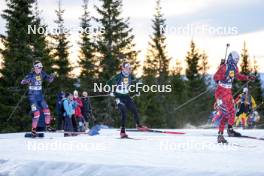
[0,129,264,176]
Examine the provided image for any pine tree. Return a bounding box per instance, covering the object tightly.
[167,59,187,128]
[142,0,171,128]
[251,58,263,117]
[143,0,171,84]
[78,0,97,90]
[184,40,211,125]
[95,0,139,81]
[94,0,139,126]
[0,0,35,132]
[240,41,251,75]
[185,40,202,82]
[51,0,73,91]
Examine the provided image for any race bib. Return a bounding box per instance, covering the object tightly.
[229,70,235,78]
[36,75,41,81]
[123,77,129,85]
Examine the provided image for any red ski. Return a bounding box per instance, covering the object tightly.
[125,129,185,135]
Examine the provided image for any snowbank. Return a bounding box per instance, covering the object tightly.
[0,129,264,176]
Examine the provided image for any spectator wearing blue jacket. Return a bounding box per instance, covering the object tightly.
[63,93,77,137]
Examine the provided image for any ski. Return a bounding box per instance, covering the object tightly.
[216,142,256,148]
[238,135,264,141]
[24,132,44,138]
[125,129,185,135]
[117,136,143,140]
[203,134,264,141]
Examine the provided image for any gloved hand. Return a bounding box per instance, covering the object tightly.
[248,75,256,81]
[21,79,31,85]
[48,73,55,83]
[216,99,223,106]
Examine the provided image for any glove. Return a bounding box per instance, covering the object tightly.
[248,75,256,81]
[137,79,143,84]
[115,98,120,105]
[48,73,55,83]
[21,79,30,85]
[216,99,223,106]
[220,59,225,65]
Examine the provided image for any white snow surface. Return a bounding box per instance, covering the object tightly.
[0,129,264,176]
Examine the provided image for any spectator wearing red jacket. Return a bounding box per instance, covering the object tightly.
[73,90,85,132]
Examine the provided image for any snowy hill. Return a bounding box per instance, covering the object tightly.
[0,129,264,176]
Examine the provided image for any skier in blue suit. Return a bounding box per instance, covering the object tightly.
[21,60,55,137]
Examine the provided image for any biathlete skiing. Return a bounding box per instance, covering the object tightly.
[107,62,148,138]
[21,60,55,137]
[213,51,255,143]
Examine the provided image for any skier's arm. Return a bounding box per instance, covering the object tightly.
[106,75,118,86]
[236,69,249,81]
[21,73,33,84]
[213,65,226,82]
[42,71,55,83]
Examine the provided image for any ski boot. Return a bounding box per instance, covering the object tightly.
[120,127,128,138]
[227,125,241,137]
[217,132,228,144]
[31,128,37,138]
[46,125,56,132]
[136,124,149,131]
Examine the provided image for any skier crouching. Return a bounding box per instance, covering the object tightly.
[213,51,255,143]
[21,60,55,137]
[107,62,148,138]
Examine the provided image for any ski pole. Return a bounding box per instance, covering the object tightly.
[7,89,28,122]
[224,43,230,61]
[87,94,111,98]
[174,89,210,112]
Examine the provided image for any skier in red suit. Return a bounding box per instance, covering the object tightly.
[213,51,255,143]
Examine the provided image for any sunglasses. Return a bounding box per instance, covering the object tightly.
[34,67,43,69]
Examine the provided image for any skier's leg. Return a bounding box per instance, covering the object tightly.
[126,97,140,125]
[118,101,128,129]
[241,114,246,128]
[117,100,129,138]
[243,113,248,128]
[226,94,237,128]
[40,97,51,126]
[29,95,40,130]
[237,114,243,127]
[226,97,241,137]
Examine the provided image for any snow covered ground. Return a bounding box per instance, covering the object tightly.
[0,129,264,176]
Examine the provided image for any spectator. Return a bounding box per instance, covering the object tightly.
[63,93,77,137]
[73,90,85,132]
[81,91,95,129]
[56,91,65,130]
